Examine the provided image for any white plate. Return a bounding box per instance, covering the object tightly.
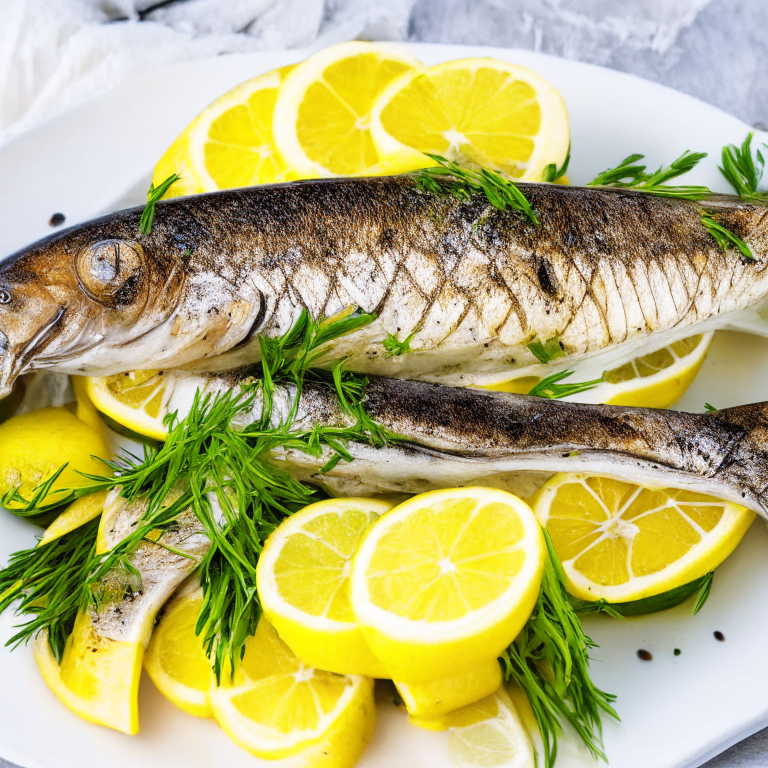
[1,42,767,768]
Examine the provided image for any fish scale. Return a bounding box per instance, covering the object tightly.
[0,176,767,395]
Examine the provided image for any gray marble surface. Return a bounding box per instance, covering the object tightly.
[2,1,768,767]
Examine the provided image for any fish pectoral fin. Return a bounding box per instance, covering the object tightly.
[169,296,256,357]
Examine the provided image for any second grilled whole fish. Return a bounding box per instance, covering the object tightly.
[1,177,768,397]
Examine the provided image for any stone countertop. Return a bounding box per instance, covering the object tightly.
[1,1,767,767]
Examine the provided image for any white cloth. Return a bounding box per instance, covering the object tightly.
[0,0,414,145]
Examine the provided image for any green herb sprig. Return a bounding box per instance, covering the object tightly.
[701,211,754,260]
[501,531,618,768]
[587,150,709,200]
[527,337,564,364]
[140,173,181,235]
[542,149,571,183]
[414,154,538,225]
[527,370,605,400]
[382,330,415,357]
[719,133,767,202]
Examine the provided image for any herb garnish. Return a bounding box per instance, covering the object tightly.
[693,571,714,614]
[414,154,538,225]
[542,149,571,183]
[139,173,180,235]
[700,211,754,260]
[382,330,415,357]
[704,402,717,412]
[528,369,605,400]
[587,150,709,200]
[501,532,618,768]
[527,337,564,364]
[719,133,767,202]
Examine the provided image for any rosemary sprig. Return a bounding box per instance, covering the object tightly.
[527,337,564,364]
[701,211,754,260]
[414,154,538,225]
[140,173,180,235]
[704,402,717,412]
[719,133,767,202]
[382,330,415,357]
[693,571,714,614]
[528,370,605,400]
[587,150,709,200]
[502,531,618,768]
[542,149,571,183]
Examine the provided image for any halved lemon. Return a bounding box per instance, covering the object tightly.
[85,371,170,441]
[533,474,755,603]
[350,487,545,683]
[484,332,713,408]
[209,616,375,765]
[144,589,213,718]
[34,611,143,734]
[272,41,421,178]
[396,659,502,720]
[256,497,392,678]
[370,58,569,179]
[412,688,535,768]
[152,66,295,196]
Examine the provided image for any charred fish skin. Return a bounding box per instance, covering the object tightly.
[2,177,768,394]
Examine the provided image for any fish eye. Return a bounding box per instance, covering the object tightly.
[75,239,144,306]
[0,290,10,305]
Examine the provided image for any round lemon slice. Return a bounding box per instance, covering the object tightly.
[144,589,213,718]
[85,371,171,441]
[34,612,143,735]
[370,58,569,179]
[349,488,545,683]
[152,66,295,196]
[533,474,755,603]
[484,332,713,409]
[209,616,375,765]
[257,497,392,678]
[272,41,421,178]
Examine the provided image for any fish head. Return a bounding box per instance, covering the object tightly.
[0,212,186,396]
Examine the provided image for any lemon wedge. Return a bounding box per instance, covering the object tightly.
[209,616,375,765]
[85,371,170,441]
[144,589,213,718]
[533,474,755,603]
[34,612,143,734]
[370,57,569,179]
[272,41,420,178]
[38,491,108,546]
[0,407,111,508]
[396,659,502,720]
[350,488,544,683]
[153,66,295,196]
[257,497,392,678]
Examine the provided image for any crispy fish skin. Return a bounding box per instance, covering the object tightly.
[2,177,768,396]
[155,369,768,517]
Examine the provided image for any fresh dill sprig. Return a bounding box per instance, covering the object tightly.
[704,402,717,412]
[0,518,99,662]
[501,531,618,768]
[527,337,564,364]
[719,133,767,202]
[693,571,714,615]
[528,370,605,400]
[413,154,538,225]
[542,149,571,183]
[701,211,754,260]
[587,150,709,200]
[140,173,180,235]
[382,330,415,357]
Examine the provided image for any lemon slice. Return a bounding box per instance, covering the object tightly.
[396,659,502,719]
[209,616,375,765]
[370,58,569,179]
[350,488,545,683]
[152,66,295,196]
[272,41,421,178]
[39,491,108,546]
[257,497,392,678]
[85,371,170,441]
[412,689,535,768]
[484,332,713,409]
[34,612,143,734]
[533,474,755,603]
[144,589,213,718]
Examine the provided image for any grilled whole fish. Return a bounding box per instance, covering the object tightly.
[154,370,768,518]
[1,178,768,397]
